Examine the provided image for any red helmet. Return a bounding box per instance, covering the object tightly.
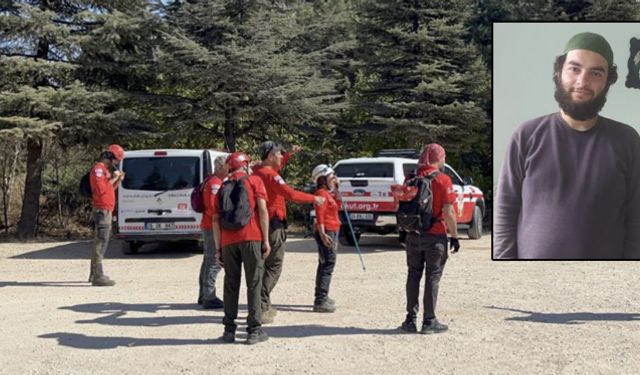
[226,152,250,170]
[418,143,445,166]
[107,144,125,161]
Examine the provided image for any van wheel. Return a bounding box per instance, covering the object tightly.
[339,225,361,246]
[122,241,141,255]
[467,206,483,240]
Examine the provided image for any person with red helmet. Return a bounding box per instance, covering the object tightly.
[212,151,271,345]
[310,164,341,313]
[197,155,228,309]
[88,144,125,287]
[252,140,324,324]
[399,143,459,334]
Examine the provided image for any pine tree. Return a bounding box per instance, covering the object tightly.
[352,0,489,153]
[0,0,162,238]
[156,0,346,152]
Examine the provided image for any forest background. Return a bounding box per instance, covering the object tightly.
[1,0,638,239]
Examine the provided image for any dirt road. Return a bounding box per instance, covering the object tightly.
[1,233,639,374]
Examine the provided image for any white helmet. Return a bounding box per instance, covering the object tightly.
[312,164,335,183]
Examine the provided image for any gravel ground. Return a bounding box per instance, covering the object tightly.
[1,232,639,374]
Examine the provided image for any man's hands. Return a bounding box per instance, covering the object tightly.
[449,237,460,253]
[113,170,125,181]
[320,232,333,248]
[217,249,224,268]
[261,241,271,259]
[291,145,302,154]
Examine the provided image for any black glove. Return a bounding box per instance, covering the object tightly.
[449,237,460,253]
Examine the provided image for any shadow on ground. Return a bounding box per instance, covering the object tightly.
[0,281,91,288]
[10,240,201,260]
[487,306,640,325]
[38,332,221,349]
[286,234,405,254]
[38,301,400,349]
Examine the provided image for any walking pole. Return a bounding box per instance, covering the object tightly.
[338,191,366,271]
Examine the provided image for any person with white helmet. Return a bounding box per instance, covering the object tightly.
[88,144,125,286]
[311,164,341,313]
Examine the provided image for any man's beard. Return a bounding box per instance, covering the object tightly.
[554,80,609,121]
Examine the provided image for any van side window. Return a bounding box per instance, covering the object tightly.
[402,163,417,178]
[444,166,462,185]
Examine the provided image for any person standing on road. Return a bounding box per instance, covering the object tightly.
[252,141,324,324]
[88,144,125,287]
[311,164,341,313]
[197,155,228,309]
[400,143,460,334]
[494,32,640,259]
[212,152,271,345]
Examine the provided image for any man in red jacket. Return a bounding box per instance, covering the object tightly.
[253,141,324,323]
[399,143,460,334]
[197,155,228,309]
[89,144,125,287]
[212,152,271,345]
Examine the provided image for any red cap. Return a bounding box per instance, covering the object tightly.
[107,144,125,161]
[226,152,251,170]
[418,143,445,166]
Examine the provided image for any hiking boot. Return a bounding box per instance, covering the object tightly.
[92,274,116,287]
[245,329,268,345]
[222,330,235,343]
[202,297,224,309]
[91,264,115,287]
[399,319,417,333]
[327,297,335,305]
[420,319,448,334]
[313,301,336,313]
[262,308,275,324]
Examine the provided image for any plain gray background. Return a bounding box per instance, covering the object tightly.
[493,22,640,182]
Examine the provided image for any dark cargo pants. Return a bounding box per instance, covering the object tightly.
[90,209,112,280]
[405,232,448,322]
[222,240,264,333]
[261,225,287,312]
[314,231,338,305]
[198,230,221,302]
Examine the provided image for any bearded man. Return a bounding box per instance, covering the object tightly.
[494,32,640,259]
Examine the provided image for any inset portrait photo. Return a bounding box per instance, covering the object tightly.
[493,23,640,260]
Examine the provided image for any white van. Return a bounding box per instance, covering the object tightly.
[114,149,228,254]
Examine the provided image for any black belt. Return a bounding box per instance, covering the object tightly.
[270,217,288,230]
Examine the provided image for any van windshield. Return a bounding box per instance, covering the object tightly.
[335,163,394,178]
[122,157,200,191]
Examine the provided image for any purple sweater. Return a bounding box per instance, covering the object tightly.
[494,113,640,259]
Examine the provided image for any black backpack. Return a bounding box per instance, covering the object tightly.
[396,171,440,232]
[79,172,92,198]
[218,175,253,230]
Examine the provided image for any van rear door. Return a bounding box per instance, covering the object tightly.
[116,150,203,241]
[334,161,398,220]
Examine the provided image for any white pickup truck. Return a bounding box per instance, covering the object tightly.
[330,152,485,246]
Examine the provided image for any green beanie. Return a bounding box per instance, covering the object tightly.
[563,32,613,67]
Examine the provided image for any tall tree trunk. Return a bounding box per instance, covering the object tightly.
[18,4,50,239]
[224,106,238,152]
[1,140,21,233]
[17,137,44,239]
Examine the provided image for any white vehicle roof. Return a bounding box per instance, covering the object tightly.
[124,149,206,157]
[334,157,418,164]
